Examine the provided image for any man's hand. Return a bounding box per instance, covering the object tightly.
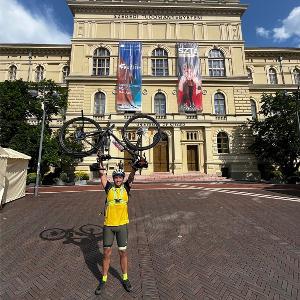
[97,153,107,188]
[132,158,148,170]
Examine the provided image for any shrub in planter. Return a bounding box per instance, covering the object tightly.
[59,172,68,182]
[26,172,37,185]
[270,170,283,183]
[75,171,89,181]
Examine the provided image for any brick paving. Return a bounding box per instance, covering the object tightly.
[1,188,300,299]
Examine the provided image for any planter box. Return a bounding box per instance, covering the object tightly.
[75,180,87,185]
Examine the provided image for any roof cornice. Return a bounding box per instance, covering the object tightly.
[0,44,71,56]
[67,1,247,17]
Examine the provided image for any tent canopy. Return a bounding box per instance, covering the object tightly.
[0,147,31,206]
[0,147,31,160]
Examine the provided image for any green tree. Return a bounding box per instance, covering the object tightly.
[0,79,68,173]
[42,132,82,180]
[249,91,300,180]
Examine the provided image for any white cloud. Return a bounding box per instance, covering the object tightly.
[273,6,300,42]
[256,27,270,39]
[0,0,71,44]
[256,6,300,46]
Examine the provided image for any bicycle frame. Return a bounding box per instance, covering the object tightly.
[104,128,141,161]
[80,123,142,162]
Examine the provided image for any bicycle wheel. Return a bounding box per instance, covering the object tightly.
[40,228,67,241]
[59,117,102,157]
[122,114,162,151]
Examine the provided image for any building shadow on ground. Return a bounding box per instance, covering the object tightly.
[263,185,300,198]
[39,224,122,283]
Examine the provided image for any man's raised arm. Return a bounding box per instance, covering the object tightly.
[127,166,137,188]
[99,159,108,189]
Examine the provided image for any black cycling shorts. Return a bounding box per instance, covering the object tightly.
[103,224,128,249]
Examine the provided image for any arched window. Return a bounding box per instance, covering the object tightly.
[93,48,110,76]
[269,68,278,84]
[247,67,253,82]
[293,68,300,85]
[94,92,105,116]
[35,65,44,82]
[250,99,257,119]
[217,132,229,154]
[151,48,169,76]
[154,92,166,115]
[8,65,17,81]
[214,92,226,115]
[208,49,225,77]
[62,66,70,83]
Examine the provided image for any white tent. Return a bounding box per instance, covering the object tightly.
[0,147,31,206]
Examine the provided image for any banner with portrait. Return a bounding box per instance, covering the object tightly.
[116,42,142,111]
[177,43,203,112]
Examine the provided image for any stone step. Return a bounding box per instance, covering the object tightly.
[88,173,232,183]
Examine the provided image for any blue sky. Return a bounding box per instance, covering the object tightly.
[0,0,299,47]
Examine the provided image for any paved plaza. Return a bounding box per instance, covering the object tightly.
[1,185,300,299]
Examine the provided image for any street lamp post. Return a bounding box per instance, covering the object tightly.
[29,86,52,197]
[278,56,285,85]
[27,50,32,82]
[296,85,300,136]
[35,98,46,197]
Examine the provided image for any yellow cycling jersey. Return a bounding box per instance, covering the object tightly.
[104,181,130,226]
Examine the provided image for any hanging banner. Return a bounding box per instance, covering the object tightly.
[116,41,142,111]
[177,43,203,112]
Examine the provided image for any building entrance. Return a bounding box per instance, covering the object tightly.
[187,145,199,171]
[153,132,169,172]
[124,151,132,172]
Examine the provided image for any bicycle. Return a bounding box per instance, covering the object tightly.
[59,111,162,167]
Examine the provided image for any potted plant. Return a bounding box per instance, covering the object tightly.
[75,171,89,185]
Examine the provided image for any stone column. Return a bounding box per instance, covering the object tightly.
[173,127,183,174]
[204,127,215,175]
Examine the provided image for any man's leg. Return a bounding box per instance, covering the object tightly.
[102,247,112,277]
[95,226,114,295]
[118,249,128,275]
[116,224,132,292]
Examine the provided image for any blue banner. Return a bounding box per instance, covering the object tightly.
[117,42,142,111]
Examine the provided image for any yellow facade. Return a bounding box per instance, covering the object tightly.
[1,0,300,180]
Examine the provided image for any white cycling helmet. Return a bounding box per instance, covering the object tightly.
[112,169,125,178]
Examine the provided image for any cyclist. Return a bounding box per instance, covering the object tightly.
[95,157,147,295]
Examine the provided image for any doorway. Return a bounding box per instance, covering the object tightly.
[153,132,169,172]
[124,151,132,172]
[187,145,199,171]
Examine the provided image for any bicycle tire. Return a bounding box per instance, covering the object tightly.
[122,114,162,151]
[59,117,102,157]
[40,228,67,241]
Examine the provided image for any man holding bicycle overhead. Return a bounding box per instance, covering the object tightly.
[95,157,147,295]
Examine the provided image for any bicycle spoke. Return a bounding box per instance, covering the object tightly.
[60,117,101,156]
[122,114,161,151]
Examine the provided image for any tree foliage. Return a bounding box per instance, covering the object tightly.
[0,79,74,174]
[249,91,300,179]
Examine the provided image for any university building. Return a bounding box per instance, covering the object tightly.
[1,0,300,179]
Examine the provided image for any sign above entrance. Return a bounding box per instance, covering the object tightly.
[137,122,186,128]
[114,14,202,20]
